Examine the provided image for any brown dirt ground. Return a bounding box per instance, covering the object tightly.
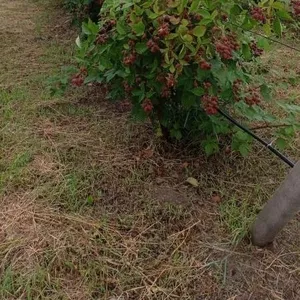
[0,1,300,299]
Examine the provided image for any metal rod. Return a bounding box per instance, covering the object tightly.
[217,108,295,168]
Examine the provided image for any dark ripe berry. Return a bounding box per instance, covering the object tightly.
[202,95,219,115]
[142,98,153,113]
[71,74,84,87]
[156,73,165,83]
[250,42,263,57]
[96,33,108,45]
[164,15,171,22]
[215,34,239,60]
[166,73,176,88]
[158,23,170,38]
[147,39,160,53]
[221,13,228,21]
[99,28,106,34]
[199,60,211,70]
[292,0,300,16]
[184,54,192,63]
[123,52,137,66]
[123,81,133,94]
[136,77,142,84]
[193,14,202,22]
[203,81,212,89]
[128,40,135,48]
[250,7,266,23]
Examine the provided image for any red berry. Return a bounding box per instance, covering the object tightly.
[250,42,263,57]
[96,33,108,45]
[215,34,239,60]
[292,0,300,16]
[71,75,84,87]
[250,7,266,23]
[202,95,219,115]
[123,52,137,66]
[200,60,211,70]
[157,23,170,37]
[147,39,160,53]
[142,99,153,113]
[203,81,212,89]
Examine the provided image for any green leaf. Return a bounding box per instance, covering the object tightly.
[190,0,200,13]
[191,87,205,96]
[135,42,148,54]
[273,17,282,37]
[132,21,145,36]
[203,139,219,156]
[238,143,250,157]
[170,129,183,140]
[257,38,270,51]
[192,25,206,37]
[276,138,287,150]
[263,23,272,36]
[242,43,252,60]
[276,10,293,21]
[116,22,127,35]
[231,4,242,16]
[260,84,272,101]
[198,9,211,19]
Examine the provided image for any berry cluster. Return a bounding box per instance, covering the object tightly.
[142,98,153,113]
[71,74,84,87]
[251,7,266,23]
[250,42,264,57]
[158,23,170,38]
[123,52,137,66]
[96,19,116,45]
[71,68,87,87]
[245,88,261,106]
[166,73,176,88]
[215,35,239,60]
[147,39,160,53]
[203,81,212,90]
[292,0,300,16]
[123,81,133,94]
[200,60,212,70]
[202,95,219,115]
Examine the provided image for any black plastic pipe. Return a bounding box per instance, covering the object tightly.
[218,108,295,168]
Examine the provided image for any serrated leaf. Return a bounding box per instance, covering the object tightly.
[132,21,145,36]
[191,87,205,96]
[116,22,127,35]
[238,144,250,157]
[186,177,199,187]
[135,42,148,54]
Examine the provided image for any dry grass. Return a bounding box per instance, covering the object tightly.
[0,0,300,299]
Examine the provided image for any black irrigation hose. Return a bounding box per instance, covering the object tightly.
[218,108,295,168]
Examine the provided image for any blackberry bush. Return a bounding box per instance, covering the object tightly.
[73,0,300,155]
